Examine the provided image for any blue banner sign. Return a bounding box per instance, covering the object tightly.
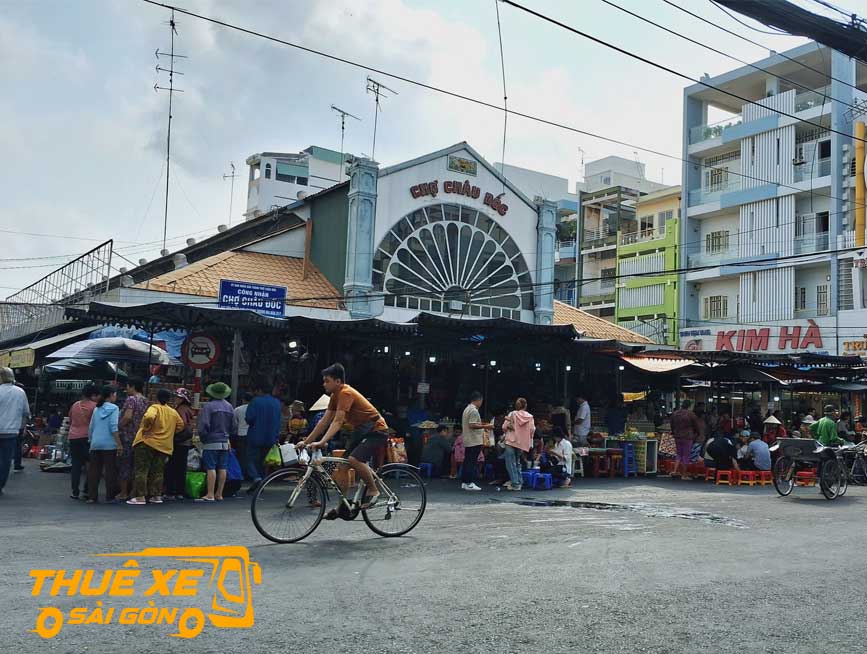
[218,279,287,318]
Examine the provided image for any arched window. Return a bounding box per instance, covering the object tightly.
[264,163,272,179]
[372,203,532,320]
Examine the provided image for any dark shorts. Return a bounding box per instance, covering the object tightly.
[202,449,228,471]
[347,424,388,463]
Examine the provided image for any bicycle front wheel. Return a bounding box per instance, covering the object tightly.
[251,467,327,543]
[773,456,795,497]
[820,459,844,500]
[362,467,427,538]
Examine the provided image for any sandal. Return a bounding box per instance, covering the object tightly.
[195,497,215,502]
[126,498,147,505]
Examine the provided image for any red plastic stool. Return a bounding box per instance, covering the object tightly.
[738,471,758,486]
[795,471,817,486]
[705,468,716,482]
[715,469,735,485]
[757,470,773,486]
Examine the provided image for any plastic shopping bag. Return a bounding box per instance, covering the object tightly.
[226,449,243,481]
[279,443,298,466]
[186,448,202,471]
[264,445,282,467]
[184,471,206,499]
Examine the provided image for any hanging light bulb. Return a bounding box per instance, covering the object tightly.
[404,351,411,356]
[383,346,390,354]
[288,340,298,349]
[429,355,437,363]
[565,365,572,372]
[489,360,497,367]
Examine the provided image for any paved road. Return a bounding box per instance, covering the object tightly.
[2,460,863,653]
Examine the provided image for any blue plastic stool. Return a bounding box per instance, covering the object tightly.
[419,462,434,478]
[521,471,538,488]
[484,463,495,480]
[533,473,553,490]
[622,443,639,478]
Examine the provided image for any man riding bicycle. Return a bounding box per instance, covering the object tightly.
[297,363,389,519]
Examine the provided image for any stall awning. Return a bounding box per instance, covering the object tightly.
[621,355,696,373]
[0,325,99,368]
[66,302,289,331]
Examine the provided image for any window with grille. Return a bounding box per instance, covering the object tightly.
[703,295,728,319]
[706,230,730,253]
[817,285,829,315]
[795,287,807,311]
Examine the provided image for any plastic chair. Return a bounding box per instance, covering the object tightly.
[419,463,434,478]
[608,450,624,478]
[521,471,538,488]
[715,469,735,485]
[622,443,639,478]
[533,473,553,490]
[738,470,757,486]
[572,452,585,478]
[590,453,609,477]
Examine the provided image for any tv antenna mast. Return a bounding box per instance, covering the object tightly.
[331,105,361,182]
[223,162,238,225]
[365,76,397,160]
[154,8,187,253]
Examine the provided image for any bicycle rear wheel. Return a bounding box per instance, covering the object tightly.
[820,459,844,500]
[852,456,867,484]
[362,467,426,537]
[772,456,795,497]
[251,467,327,543]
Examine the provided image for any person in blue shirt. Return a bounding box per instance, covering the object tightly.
[244,378,282,490]
[87,386,122,503]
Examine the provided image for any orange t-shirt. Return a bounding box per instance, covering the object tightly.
[327,384,388,432]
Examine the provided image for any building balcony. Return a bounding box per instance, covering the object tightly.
[580,280,616,300]
[793,158,831,182]
[581,229,618,251]
[620,228,665,246]
[794,86,832,113]
[688,179,741,206]
[688,245,740,268]
[555,240,576,261]
[554,287,576,305]
[794,231,830,254]
[689,116,742,145]
[795,307,830,319]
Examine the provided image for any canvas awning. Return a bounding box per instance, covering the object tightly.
[0,325,100,369]
[621,355,696,373]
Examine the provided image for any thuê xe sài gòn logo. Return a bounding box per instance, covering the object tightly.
[29,547,261,640]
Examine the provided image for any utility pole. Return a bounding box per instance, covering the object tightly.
[365,76,398,161]
[223,162,238,225]
[330,105,361,182]
[154,9,187,254]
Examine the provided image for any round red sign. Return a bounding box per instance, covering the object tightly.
[182,333,221,369]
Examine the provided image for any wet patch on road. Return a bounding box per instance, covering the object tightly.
[491,498,747,528]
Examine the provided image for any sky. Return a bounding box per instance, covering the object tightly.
[0,0,852,293]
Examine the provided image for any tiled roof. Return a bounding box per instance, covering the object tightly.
[552,301,653,344]
[135,251,340,309]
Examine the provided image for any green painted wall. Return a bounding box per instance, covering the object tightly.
[615,215,680,345]
[309,188,349,291]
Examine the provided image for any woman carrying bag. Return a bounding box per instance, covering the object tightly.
[165,388,195,501]
[502,398,535,491]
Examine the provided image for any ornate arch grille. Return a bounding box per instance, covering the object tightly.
[372,203,533,320]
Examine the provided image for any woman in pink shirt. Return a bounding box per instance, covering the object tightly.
[68,384,98,500]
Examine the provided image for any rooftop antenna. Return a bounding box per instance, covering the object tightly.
[154,8,187,253]
[222,162,238,226]
[578,147,586,179]
[365,76,397,160]
[331,105,361,182]
[632,151,644,179]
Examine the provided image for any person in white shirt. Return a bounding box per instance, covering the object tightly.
[233,392,252,480]
[0,367,30,495]
[573,395,591,446]
[549,427,574,487]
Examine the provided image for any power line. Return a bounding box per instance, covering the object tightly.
[136,0,866,215]
[708,0,793,35]
[500,0,865,145]
[494,0,509,193]
[599,0,861,111]
[807,0,855,20]
[660,0,862,93]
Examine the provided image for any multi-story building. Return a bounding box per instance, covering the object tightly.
[244,145,351,220]
[569,157,668,320]
[616,186,681,345]
[679,43,867,354]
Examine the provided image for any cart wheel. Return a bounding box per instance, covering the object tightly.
[820,459,845,500]
[772,457,795,497]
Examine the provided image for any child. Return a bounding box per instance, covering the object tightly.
[451,428,464,479]
[287,400,308,444]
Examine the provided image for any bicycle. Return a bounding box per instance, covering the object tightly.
[840,441,867,486]
[771,438,848,500]
[250,447,427,543]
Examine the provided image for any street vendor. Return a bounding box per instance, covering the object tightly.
[810,405,849,447]
[762,413,786,444]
